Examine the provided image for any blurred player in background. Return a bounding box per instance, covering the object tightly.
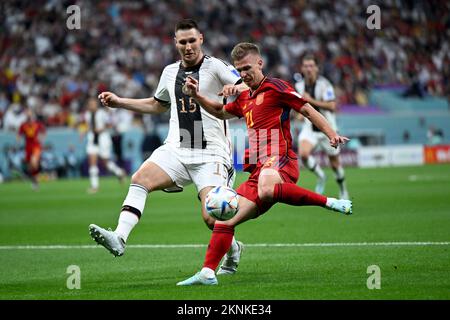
[177,42,352,286]
[17,108,46,190]
[89,19,246,275]
[295,54,349,199]
[82,97,126,194]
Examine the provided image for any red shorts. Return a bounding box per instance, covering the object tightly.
[25,145,42,163]
[236,153,299,215]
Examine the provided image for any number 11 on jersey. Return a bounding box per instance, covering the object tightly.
[245,110,254,128]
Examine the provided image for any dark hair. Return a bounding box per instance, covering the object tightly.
[301,53,319,65]
[175,19,200,33]
[230,42,261,62]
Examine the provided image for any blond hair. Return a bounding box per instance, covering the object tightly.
[230,42,261,62]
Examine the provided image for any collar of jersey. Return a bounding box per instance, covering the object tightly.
[180,55,206,72]
[249,76,268,98]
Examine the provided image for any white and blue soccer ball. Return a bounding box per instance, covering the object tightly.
[205,186,239,221]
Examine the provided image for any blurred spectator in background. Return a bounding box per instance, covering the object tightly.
[427,126,444,145]
[403,130,411,144]
[40,143,64,180]
[3,104,27,132]
[64,144,81,178]
[5,145,26,179]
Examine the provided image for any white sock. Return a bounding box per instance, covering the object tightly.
[227,236,239,257]
[200,267,215,278]
[333,166,345,180]
[89,166,99,189]
[333,166,347,192]
[115,211,139,242]
[106,160,123,177]
[306,156,325,179]
[115,184,149,241]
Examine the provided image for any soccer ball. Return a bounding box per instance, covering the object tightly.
[205,186,239,221]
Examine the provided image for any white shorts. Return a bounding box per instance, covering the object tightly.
[298,126,340,156]
[86,132,112,159]
[147,144,235,193]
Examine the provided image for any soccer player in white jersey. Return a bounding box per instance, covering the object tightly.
[83,97,126,194]
[295,54,349,199]
[89,19,245,275]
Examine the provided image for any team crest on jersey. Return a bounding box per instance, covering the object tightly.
[256,92,265,105]
[25,125,37,137]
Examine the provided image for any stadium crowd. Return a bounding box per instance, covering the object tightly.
[1,0,449,130]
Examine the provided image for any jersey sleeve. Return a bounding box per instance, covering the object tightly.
[322,80,336,101]
[224,98,243,118]
[154,68,171,107]
[213,58,241,85]
[278,88,308,113]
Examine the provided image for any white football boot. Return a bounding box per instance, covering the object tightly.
[217,241,244,275]
[326,198,352,215]
[176,272,218,286]
[89,224,125,257]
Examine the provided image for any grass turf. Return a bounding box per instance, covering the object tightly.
[0,164,449,300]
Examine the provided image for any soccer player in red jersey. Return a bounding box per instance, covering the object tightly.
[177,43,352,286]
[17,109,46,189]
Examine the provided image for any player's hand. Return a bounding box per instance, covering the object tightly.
[329,135,350,148]
[98,91,122,108]
[218,84,241,98]
[183,76,199,97]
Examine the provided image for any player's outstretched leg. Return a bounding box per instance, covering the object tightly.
[217,239,244,275]
[272,183,352,215]
[89,224,126,256]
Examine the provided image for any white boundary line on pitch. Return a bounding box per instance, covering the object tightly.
[0,241,449,250]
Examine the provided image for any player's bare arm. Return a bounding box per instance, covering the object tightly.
[98,92,167,114]
[184,76,235,120]
[218,82,248,98]
[300,103,349,147]
[302,92,336,111]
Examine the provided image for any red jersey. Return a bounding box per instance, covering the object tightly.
[18,120,46,149]
[225,77,307,162]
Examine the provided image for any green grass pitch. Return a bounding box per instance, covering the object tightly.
[0,164,449,300]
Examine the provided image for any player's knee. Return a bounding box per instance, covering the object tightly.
[131,170,147,187]
[258,184,274,202]
[203,216,215,230]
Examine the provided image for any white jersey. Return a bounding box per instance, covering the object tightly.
[295,75,337,132]
[154,55,241,165]
[84,108,114,158]
[85,108,111,135]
